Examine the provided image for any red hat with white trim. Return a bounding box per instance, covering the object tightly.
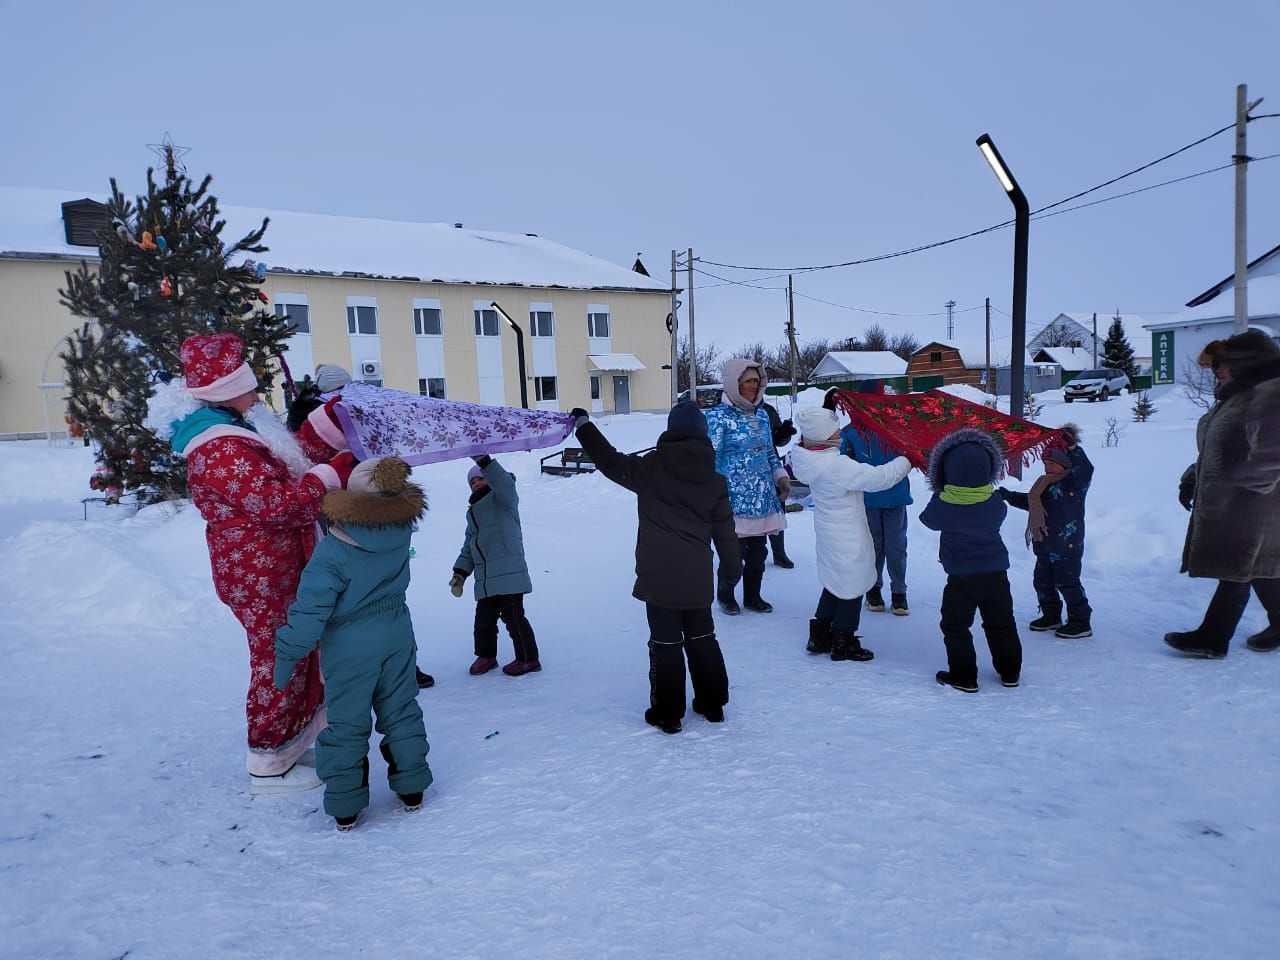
[306,395,347,451]
[180,333,258,402]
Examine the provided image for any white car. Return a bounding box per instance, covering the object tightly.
[1064,368,1130,402]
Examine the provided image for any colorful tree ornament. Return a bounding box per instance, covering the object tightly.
[160,277,174,297]
[139,231,157,251]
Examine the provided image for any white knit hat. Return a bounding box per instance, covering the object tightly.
[795,406,839,443]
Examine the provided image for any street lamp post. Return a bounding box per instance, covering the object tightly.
[976,133,1030,424]
[489,301,528,408]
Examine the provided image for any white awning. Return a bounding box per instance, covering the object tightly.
[588,353,646,372]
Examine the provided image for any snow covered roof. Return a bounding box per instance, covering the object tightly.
[587,354,646,372]
[0,185,669,294]
[1184,242,1280,307]
[1031,346,1094,370]
[1057,312,1148,331]
[1146,273,1280,329]
[810,351,907,380]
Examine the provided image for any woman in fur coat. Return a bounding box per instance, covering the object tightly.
[1165,330,1280,658]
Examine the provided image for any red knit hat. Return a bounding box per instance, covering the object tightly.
[180,333,258,402]
[306,395,347,451]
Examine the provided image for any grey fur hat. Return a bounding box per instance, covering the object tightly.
[926,428,1004,491]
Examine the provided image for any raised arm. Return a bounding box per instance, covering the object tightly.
[574,418,644,494]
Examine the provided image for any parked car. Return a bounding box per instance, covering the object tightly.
[1063,368,1130,402]
[677,384,724,408]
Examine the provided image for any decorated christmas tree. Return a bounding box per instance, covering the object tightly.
[1101,314,1138,381]
[59,140,293,503]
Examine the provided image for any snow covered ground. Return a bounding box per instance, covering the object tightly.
[2,388,1278,959]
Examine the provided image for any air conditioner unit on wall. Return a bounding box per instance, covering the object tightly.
[360,360,381,378]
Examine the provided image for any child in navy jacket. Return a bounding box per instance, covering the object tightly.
[918,428,1022,692]
[1001,426,1094,638]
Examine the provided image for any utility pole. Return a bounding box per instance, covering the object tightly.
[787,274,799,401]
[984,297,991,394]
[669,250,679,404]
[1092,312,1098,368]
[1234,83,1264,333]
[686,248,697,395]
[945,300,957,340]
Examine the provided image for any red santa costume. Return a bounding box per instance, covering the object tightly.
[149,333,354,787]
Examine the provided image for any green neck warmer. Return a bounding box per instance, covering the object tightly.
[940,483,993,505]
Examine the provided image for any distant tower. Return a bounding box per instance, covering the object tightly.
[945,300,957,339]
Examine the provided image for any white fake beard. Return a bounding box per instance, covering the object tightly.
[243,403,314,478]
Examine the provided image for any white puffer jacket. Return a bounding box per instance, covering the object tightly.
[790,445,912,599]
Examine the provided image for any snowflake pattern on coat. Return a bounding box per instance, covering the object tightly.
[187,433,327,753]
[704,402,785,522]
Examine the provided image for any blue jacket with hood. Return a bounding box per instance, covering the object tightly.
[918,429,1009,576]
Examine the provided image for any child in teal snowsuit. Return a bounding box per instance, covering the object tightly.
[274,456,432,831]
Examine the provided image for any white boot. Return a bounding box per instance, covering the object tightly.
[250,763,322,795]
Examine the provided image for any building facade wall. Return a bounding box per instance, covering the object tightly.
[906,345,983,390]
[0,257,672,437]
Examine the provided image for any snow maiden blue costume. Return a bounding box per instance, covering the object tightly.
[703,358,789,613]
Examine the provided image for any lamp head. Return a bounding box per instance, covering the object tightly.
[977,133,1017,194]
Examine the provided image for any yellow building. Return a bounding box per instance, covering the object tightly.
[0,186,672,438]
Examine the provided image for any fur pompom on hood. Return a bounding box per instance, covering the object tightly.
[322,457,427,527]
[926,428,1005,491]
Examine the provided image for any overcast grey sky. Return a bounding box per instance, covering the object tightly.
[2,0,1277,357]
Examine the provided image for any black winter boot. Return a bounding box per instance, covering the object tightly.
[865,587,886,613]
[1163,630,1228,659]
[806,618,833,654]
[1246,623,1280,652]
[830,629,874,662]
[1029,607,1064,632]
[645,708,682,734]
[936,671,979,693]
[717,577,741,616]
[770,532,795,569]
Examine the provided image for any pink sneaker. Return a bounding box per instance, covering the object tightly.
[469,656,499,676]
[502,659,542,677]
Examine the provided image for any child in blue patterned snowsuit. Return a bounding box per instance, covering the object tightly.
[274,456,433,831]
[1001,430,1095,638]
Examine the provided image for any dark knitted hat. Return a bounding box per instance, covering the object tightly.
[1045,449,1072,468]
[667,400,708,438]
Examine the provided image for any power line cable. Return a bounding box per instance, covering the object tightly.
[690,151,1278,295]
[698,121,1241,273]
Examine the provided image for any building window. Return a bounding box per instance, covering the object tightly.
[474,308,500,337]
[347,305,378,335]
[588,311,611,338]
[530,310,555,338]
[418,377,446,399]
[929,351,943,363]
[534,376,558,401]
[590,375,601,400]
[414,307,442,336]
[274,302,310,334]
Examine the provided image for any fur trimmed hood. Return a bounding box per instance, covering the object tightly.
[926,428,1004,491]
[721,358,767,412]
[323,457,427,528]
